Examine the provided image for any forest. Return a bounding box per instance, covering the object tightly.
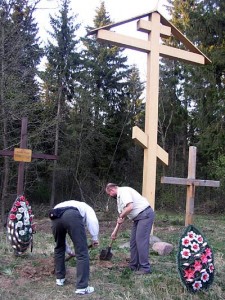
[0,0,225,221]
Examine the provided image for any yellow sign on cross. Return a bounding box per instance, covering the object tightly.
[88,10,211,212]
[14,148,32,162]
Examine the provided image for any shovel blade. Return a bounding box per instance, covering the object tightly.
[99,247,113,261]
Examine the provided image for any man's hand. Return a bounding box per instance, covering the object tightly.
[92,240,99,248]
[67,251,76,257]
[117,216,124,224]
[111,231,117,240]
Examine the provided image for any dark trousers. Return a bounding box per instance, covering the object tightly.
[129,207,155,272]
[51,209,89,289]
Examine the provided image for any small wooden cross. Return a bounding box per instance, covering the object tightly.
[88,10,211,211]
[0,117,57,195]
[161,146,220,226]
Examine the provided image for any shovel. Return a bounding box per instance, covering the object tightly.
[99,222,120,261]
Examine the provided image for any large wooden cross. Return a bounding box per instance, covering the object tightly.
[88,10,211,210]
[161,146,220,226]
[0,117,57,195]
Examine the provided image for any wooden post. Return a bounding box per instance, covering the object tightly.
[161,146,220,226]
[186,146,196,225]
[17,117,28,195]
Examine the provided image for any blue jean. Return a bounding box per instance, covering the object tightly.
[51,209,89,289]
[129,207,155,273]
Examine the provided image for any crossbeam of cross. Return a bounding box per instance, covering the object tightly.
[161,146,220,225]
[88,10,211,212]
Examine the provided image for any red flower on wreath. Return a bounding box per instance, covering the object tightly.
[205,248,212,258]
[200,253,208,264]
[9,214,16,220]
[11,206,18,213]
[15,201,21,207]
[193,260,202,272]
[184,268,195,280]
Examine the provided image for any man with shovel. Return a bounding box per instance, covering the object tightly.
[105,183,155,275]
[50,200,99,295]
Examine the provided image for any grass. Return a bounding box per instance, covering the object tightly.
[0,211,224,299]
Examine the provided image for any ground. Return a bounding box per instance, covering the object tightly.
[0,218,131,289]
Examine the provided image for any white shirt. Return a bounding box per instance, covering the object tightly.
[54,200,99,241]
[117,187,150,220]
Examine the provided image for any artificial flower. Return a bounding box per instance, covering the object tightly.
[208,263,214,273]
[193,260,202,272]
[205,247,212,257]
[16,213,22,220]
[191,242,200,252]
[16,221,23,228]
[200,253,208,264]
[182,236,191,247]
[196,235,203,244]
[18,207,25,213]
[201,272,209,282]
[180,248,191,259]
[187,231,196,241]
[11,206,18,213]
[9,214,16,220]
[192,281,202,291]
[184,268,195,280]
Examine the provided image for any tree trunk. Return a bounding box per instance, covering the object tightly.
[50,86,62,208]
[0,20,9,226]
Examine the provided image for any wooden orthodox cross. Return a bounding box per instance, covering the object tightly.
[161,146,220,226]
[0,117,57,195]
[88,10,211,210]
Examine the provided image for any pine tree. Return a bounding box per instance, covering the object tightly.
[0,0,42,221]
[40,0,81,206]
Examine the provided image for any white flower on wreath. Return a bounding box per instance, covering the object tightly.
[182,236,191,247]
[192,280,202,291]
[18,207,25,213]
[29,228,33,233]
[201,272,210,282]
[180,248,191,259]
[187,231,196,241]
[16,213,22,220]
[24,218,30,225]
[16,221,23,228]
[19,230,25,236]
[208,263,214,273]
[191,242,200,253]
[196,234,204,244]
[20,202,26,208]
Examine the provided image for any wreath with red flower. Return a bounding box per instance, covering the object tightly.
[7,195,35,254]
[177,225,215,293]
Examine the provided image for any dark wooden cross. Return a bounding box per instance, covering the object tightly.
[0,117,57,195]
[161,146,220,226]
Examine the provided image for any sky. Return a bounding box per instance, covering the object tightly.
[34,0,171,76]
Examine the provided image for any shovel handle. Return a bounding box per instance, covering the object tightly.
[109,222,121,247]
